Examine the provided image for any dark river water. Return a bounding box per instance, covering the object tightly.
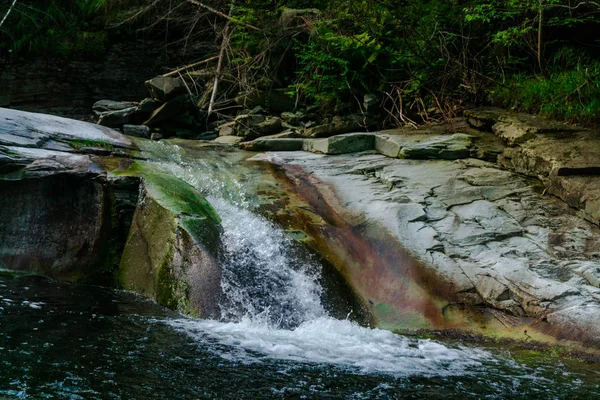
[1,272,600,400]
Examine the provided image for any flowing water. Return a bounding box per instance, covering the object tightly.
[2,141,600,399]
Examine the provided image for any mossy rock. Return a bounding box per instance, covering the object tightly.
[118,172,222,318]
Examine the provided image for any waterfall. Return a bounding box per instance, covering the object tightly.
[142,141,491,376]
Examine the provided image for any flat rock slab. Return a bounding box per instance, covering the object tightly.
[465,108,579,146]
[263,151,600,348]
[375,132,473,159]
[213,135,243,145]
[302,133,375,154]
[499,130,600,177]
[93,100,137,113]
[240,138,304,151]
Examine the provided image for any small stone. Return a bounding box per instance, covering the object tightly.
[93,100,135,113]
[97,107,137,128]
[235,114,266,126]
[145,76,186,102]
[150,132,164,141]
[234,116,283,139]
[213,135,243,145]
[218,122,236,137]
[123,124,151,138]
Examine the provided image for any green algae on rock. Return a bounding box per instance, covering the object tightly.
[118,170,223,318]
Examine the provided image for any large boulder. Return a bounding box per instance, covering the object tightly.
[118,172,223,317]
[0,107,138,284]
[465,108,600,226]
[465,108,579,146]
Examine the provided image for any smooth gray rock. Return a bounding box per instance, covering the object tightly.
[218,122,235,137]
[213,135,243,145]
[0,107,133,150]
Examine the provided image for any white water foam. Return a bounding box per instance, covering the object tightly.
[167,316,491,376]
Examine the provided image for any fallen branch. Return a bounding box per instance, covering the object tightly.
[185,0,261,31]
[0,0,18,30]
[162,56,219,77]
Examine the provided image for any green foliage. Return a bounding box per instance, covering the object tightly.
[493,61,600,123]
[0,0,141,57]
[4,0,600,124]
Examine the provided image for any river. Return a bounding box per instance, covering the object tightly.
[1,140,599,399]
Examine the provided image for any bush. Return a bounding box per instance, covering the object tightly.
[492,61,600,124]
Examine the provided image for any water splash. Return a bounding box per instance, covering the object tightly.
[167,317,492,376]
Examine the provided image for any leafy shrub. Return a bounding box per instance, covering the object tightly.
[492,61,600,123]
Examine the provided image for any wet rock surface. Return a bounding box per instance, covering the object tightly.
[261,150,600,350]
